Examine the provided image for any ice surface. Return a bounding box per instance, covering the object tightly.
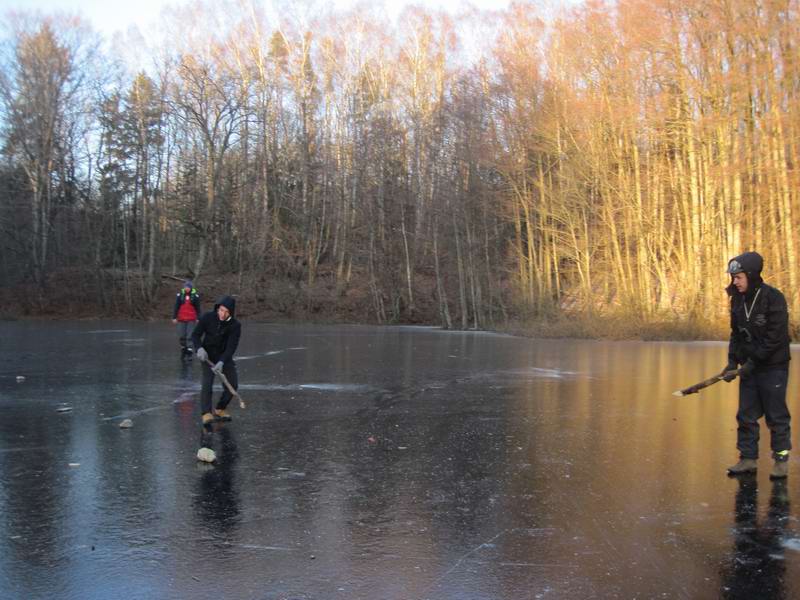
[0,321,798,598]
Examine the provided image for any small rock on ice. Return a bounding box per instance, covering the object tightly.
[119,419,133,429]
[16,376,25,383]
[197,447,216,463]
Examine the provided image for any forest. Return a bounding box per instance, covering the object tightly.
[1,0,798,336]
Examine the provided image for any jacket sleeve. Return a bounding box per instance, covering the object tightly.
[727,299,738,364]
[191,316,206,351]
[752,292,789,363]
[193,294,201,316]
[172,293,181,319]
[220,321,241,364]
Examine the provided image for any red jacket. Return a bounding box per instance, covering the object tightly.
[174,289,201,322]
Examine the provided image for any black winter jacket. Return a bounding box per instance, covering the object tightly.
[727,282,790,371]
[191,296,241,364]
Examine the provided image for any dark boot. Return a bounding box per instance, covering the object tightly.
[770,459,789,479]
[727,458,758,475]
[215,408,232,422]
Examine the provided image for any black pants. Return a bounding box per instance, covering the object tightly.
[200,360,238,414]
[737,368,791,460]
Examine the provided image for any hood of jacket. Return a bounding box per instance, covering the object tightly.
[214,295,237,318]
[726,251,764,298]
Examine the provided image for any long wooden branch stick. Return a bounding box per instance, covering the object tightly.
[672,370,739,397]
[206,359,246,409]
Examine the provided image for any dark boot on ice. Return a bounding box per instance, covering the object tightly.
[770,453,789,479]
[727,458,758,475]
[215,408,232,422]
[770,461,789,479]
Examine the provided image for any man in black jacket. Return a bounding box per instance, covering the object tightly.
[722,252,791,479]
[192,295,242,425]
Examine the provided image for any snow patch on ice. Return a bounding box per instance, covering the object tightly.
[236,347,306,361]
[102,405,170,420]
[241,544,291,551]
[783,538,800,552]
[83,329,130,334]
[237,382,375,393]
[173,392,195,403]
[501,367,581,380]
[235,351,283,361]
[299,383,372,392]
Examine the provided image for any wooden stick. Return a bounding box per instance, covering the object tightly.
[206,359,245,409]
[673,370,738,397]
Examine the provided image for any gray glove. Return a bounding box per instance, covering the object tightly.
[196,347,208,362]
[212,361,224,374]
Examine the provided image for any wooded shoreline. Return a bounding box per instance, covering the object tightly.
[3,1,799,337]
[1,268,733,342]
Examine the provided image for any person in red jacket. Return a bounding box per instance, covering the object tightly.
[172,280,201,357]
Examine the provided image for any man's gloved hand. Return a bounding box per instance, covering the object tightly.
[738,359,756,379]
[196,347,208,362]
[212,361,224,374]
[721,361,738,382]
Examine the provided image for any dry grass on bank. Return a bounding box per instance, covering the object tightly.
[501,311,729,342]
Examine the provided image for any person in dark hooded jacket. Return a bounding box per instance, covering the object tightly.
[722,251,791,479]
[192,295,242,425]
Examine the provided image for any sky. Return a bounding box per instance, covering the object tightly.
[0,0,550,40]
[0,0,581,72]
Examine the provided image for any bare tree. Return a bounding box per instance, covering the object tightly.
[0,15,95,288]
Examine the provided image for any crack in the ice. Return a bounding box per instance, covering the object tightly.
[425,529,507,594]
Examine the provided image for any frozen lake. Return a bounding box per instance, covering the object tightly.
[1,321,799,599]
